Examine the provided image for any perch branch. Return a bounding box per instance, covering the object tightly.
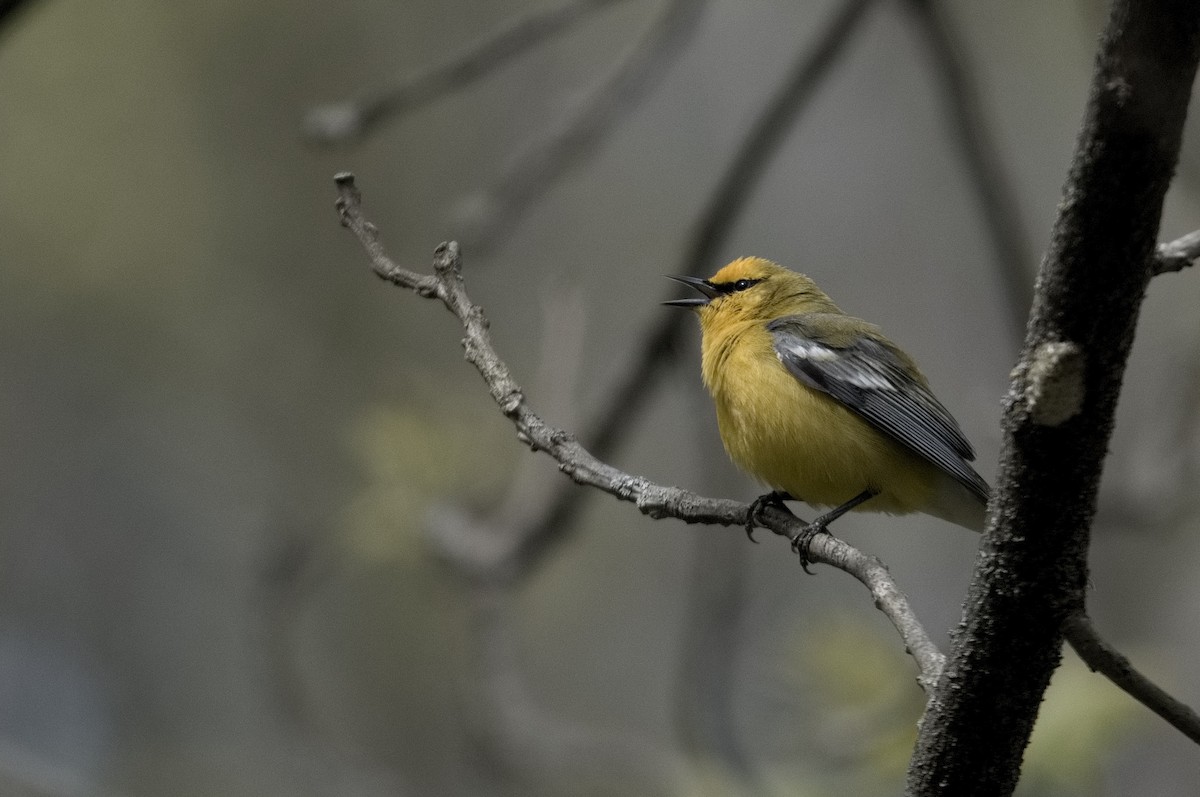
[334,172,945,688]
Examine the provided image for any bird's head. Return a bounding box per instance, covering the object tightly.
[664,257,840,326]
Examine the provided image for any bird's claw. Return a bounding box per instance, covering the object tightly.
[789,522,829,574]
[745,491,794,542]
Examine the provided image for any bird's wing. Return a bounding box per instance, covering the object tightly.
[768,314,990,503]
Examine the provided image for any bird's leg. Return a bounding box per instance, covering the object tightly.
[746,490,795,542]
[790,488,878,573]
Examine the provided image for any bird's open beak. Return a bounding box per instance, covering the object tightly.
[662,275,718,307]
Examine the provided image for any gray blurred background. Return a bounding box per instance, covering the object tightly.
[1,1,1199,795]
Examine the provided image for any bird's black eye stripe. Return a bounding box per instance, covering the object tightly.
[712,278,763,294]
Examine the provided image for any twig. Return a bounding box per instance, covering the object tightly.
[304,0,629,145]
[1152,228,1200,275]
[459,0,706,250]
[333,172,945,688]
[1063,612,1200,745]
[901,0,1036,338]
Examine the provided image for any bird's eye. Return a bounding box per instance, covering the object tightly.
[711,277,762,295]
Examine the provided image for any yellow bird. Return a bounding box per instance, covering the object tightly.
[665,257,989,554]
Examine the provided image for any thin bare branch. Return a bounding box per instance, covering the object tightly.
[1152,227,1200,275]
[334,172,945,687]
[304,0,629,145]
[459,0,706,250]
[1063,613,1200,745]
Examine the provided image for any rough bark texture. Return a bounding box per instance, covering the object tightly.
[906,1,1200,794]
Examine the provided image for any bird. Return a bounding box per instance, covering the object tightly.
[664,256,989,562]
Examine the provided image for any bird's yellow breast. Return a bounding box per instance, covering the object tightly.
[699,318,936,514]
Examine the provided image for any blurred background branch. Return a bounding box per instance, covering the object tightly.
[901,0,1036,338]
[454,0,706,251]
[304,0,631,147]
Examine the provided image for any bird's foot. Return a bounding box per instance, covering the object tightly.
[746,491,794,542]
[787,490,876,573]
[789,521,830,575]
